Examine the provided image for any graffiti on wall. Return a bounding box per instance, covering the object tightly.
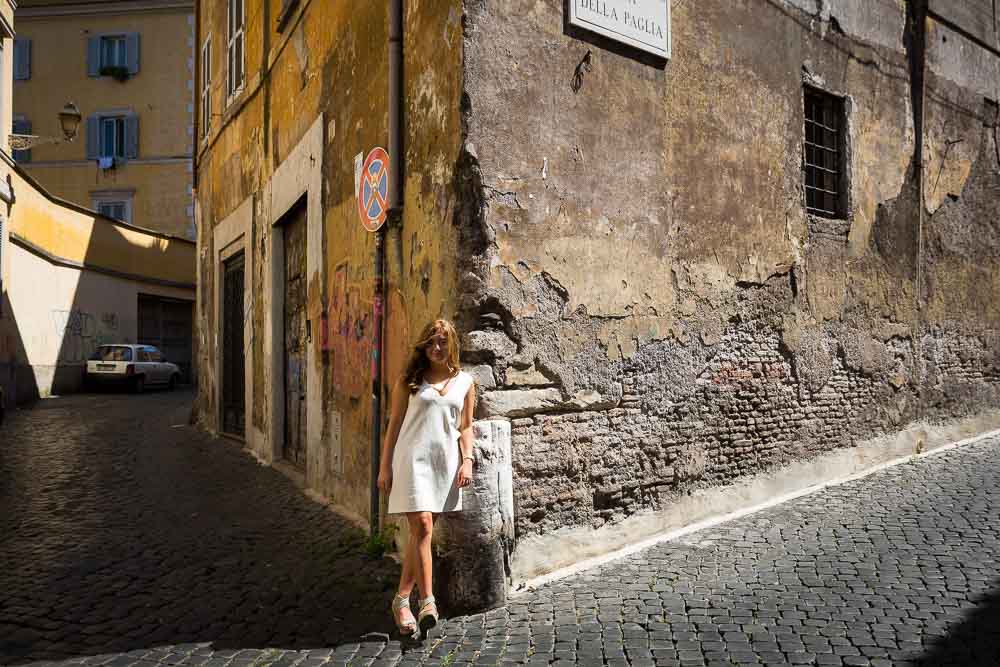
[52,309,123,363]
[322,266,371,396]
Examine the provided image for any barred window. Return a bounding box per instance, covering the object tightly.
[803,86,846,218]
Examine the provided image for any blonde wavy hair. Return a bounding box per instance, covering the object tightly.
[403,319,461,394]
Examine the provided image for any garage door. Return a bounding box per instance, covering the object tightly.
[138,295,194,384]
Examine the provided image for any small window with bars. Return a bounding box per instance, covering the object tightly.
[98,201,126,221]
[96,199,131,223]
[803,86,847,218]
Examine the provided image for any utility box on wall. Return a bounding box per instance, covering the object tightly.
[568,0,671,58]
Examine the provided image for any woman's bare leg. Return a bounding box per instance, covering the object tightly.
[406,512,434,599]
[397,524,419,596]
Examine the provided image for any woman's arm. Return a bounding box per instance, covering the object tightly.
[456,381,477,488]
[377,377,409,492]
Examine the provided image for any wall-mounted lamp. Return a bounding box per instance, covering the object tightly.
[10,102,82,150]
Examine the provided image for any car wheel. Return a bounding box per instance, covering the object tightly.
[133,376,145,394]
[168,374,178,391]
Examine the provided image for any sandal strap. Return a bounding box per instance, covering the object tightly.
[392,594,412,611]
[418,595,436,611]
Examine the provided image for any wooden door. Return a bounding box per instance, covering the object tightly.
[282,204,308,468]
[221,252,245,437]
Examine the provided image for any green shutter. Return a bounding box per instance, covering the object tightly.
[87,37,101,77]
[125,114,139,159]
[85,116,100,160]
[126,33,140,74]
[13,40,30,80]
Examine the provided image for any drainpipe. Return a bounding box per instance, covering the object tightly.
[371,0,404,537]
[909,0,927,419]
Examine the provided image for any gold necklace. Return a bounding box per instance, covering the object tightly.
[427,371,457,395]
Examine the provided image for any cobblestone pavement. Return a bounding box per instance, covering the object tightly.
[3,392,1000,666]
[0,392,401,665]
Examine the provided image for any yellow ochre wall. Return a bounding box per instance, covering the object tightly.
[13,0,195,239]
[195,0,466,524]
[11,166,195,287]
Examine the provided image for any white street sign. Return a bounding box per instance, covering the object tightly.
[569,0,671,59]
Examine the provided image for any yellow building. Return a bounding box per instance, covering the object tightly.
[0,0,196,411]
[12,0,195,239]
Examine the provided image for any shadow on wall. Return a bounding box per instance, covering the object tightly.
[916,580,1000,666]
[0,290,39,406]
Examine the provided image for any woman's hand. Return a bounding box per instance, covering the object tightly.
[456,459,474,488]
[377,464,392,493]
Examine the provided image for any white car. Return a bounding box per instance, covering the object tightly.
[85,344,182,393]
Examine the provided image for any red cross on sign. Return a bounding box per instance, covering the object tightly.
[357,147,390,232]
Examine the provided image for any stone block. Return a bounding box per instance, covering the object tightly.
[480,388,563,418]
[567,390,619,411]
[435,419,513,615]
[462,330,516,361]
[467,364,497,389]
[505,364,553,387]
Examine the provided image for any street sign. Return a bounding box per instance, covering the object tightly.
[568,0,670,59]
[357,147,390,232]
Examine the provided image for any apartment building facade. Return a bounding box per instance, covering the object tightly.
[13,0,195,239]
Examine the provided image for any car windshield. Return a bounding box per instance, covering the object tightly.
[89,346,132,362]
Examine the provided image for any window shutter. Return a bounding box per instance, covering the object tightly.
[87,37,101,76]
[86,116,100,160]
[125,114,139,159]
[12,119,31,163]
[126,33,140,74]
[14,39,30,80]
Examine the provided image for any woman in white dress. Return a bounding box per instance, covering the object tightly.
[377,319,476,637]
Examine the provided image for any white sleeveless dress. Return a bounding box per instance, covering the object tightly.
[387,370,474,515]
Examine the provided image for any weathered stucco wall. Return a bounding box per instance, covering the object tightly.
[192,0,1000,577]
[458,0,1000,572]
[195,0,465,523]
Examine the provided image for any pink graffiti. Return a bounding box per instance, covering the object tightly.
[324,266,371,396]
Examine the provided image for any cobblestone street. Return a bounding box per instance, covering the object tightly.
[3,393,1000,666]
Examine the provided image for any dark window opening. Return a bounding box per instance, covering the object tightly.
[100,35,127,69]
[803,86,846,218]
[89,346,133,362]
[101,116,127,159]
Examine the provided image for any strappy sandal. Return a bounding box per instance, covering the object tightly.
[392,593,417,636]
[417,595,439,634]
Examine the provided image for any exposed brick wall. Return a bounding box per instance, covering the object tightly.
[510,325,1000,539]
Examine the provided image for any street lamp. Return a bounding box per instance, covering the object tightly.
[10,102,82,151]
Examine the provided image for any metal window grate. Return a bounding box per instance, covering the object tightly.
[803,87,845,218]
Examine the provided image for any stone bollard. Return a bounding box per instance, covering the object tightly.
[433,419,514,615]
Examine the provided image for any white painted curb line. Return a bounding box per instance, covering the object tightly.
[513,427,1000,595]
